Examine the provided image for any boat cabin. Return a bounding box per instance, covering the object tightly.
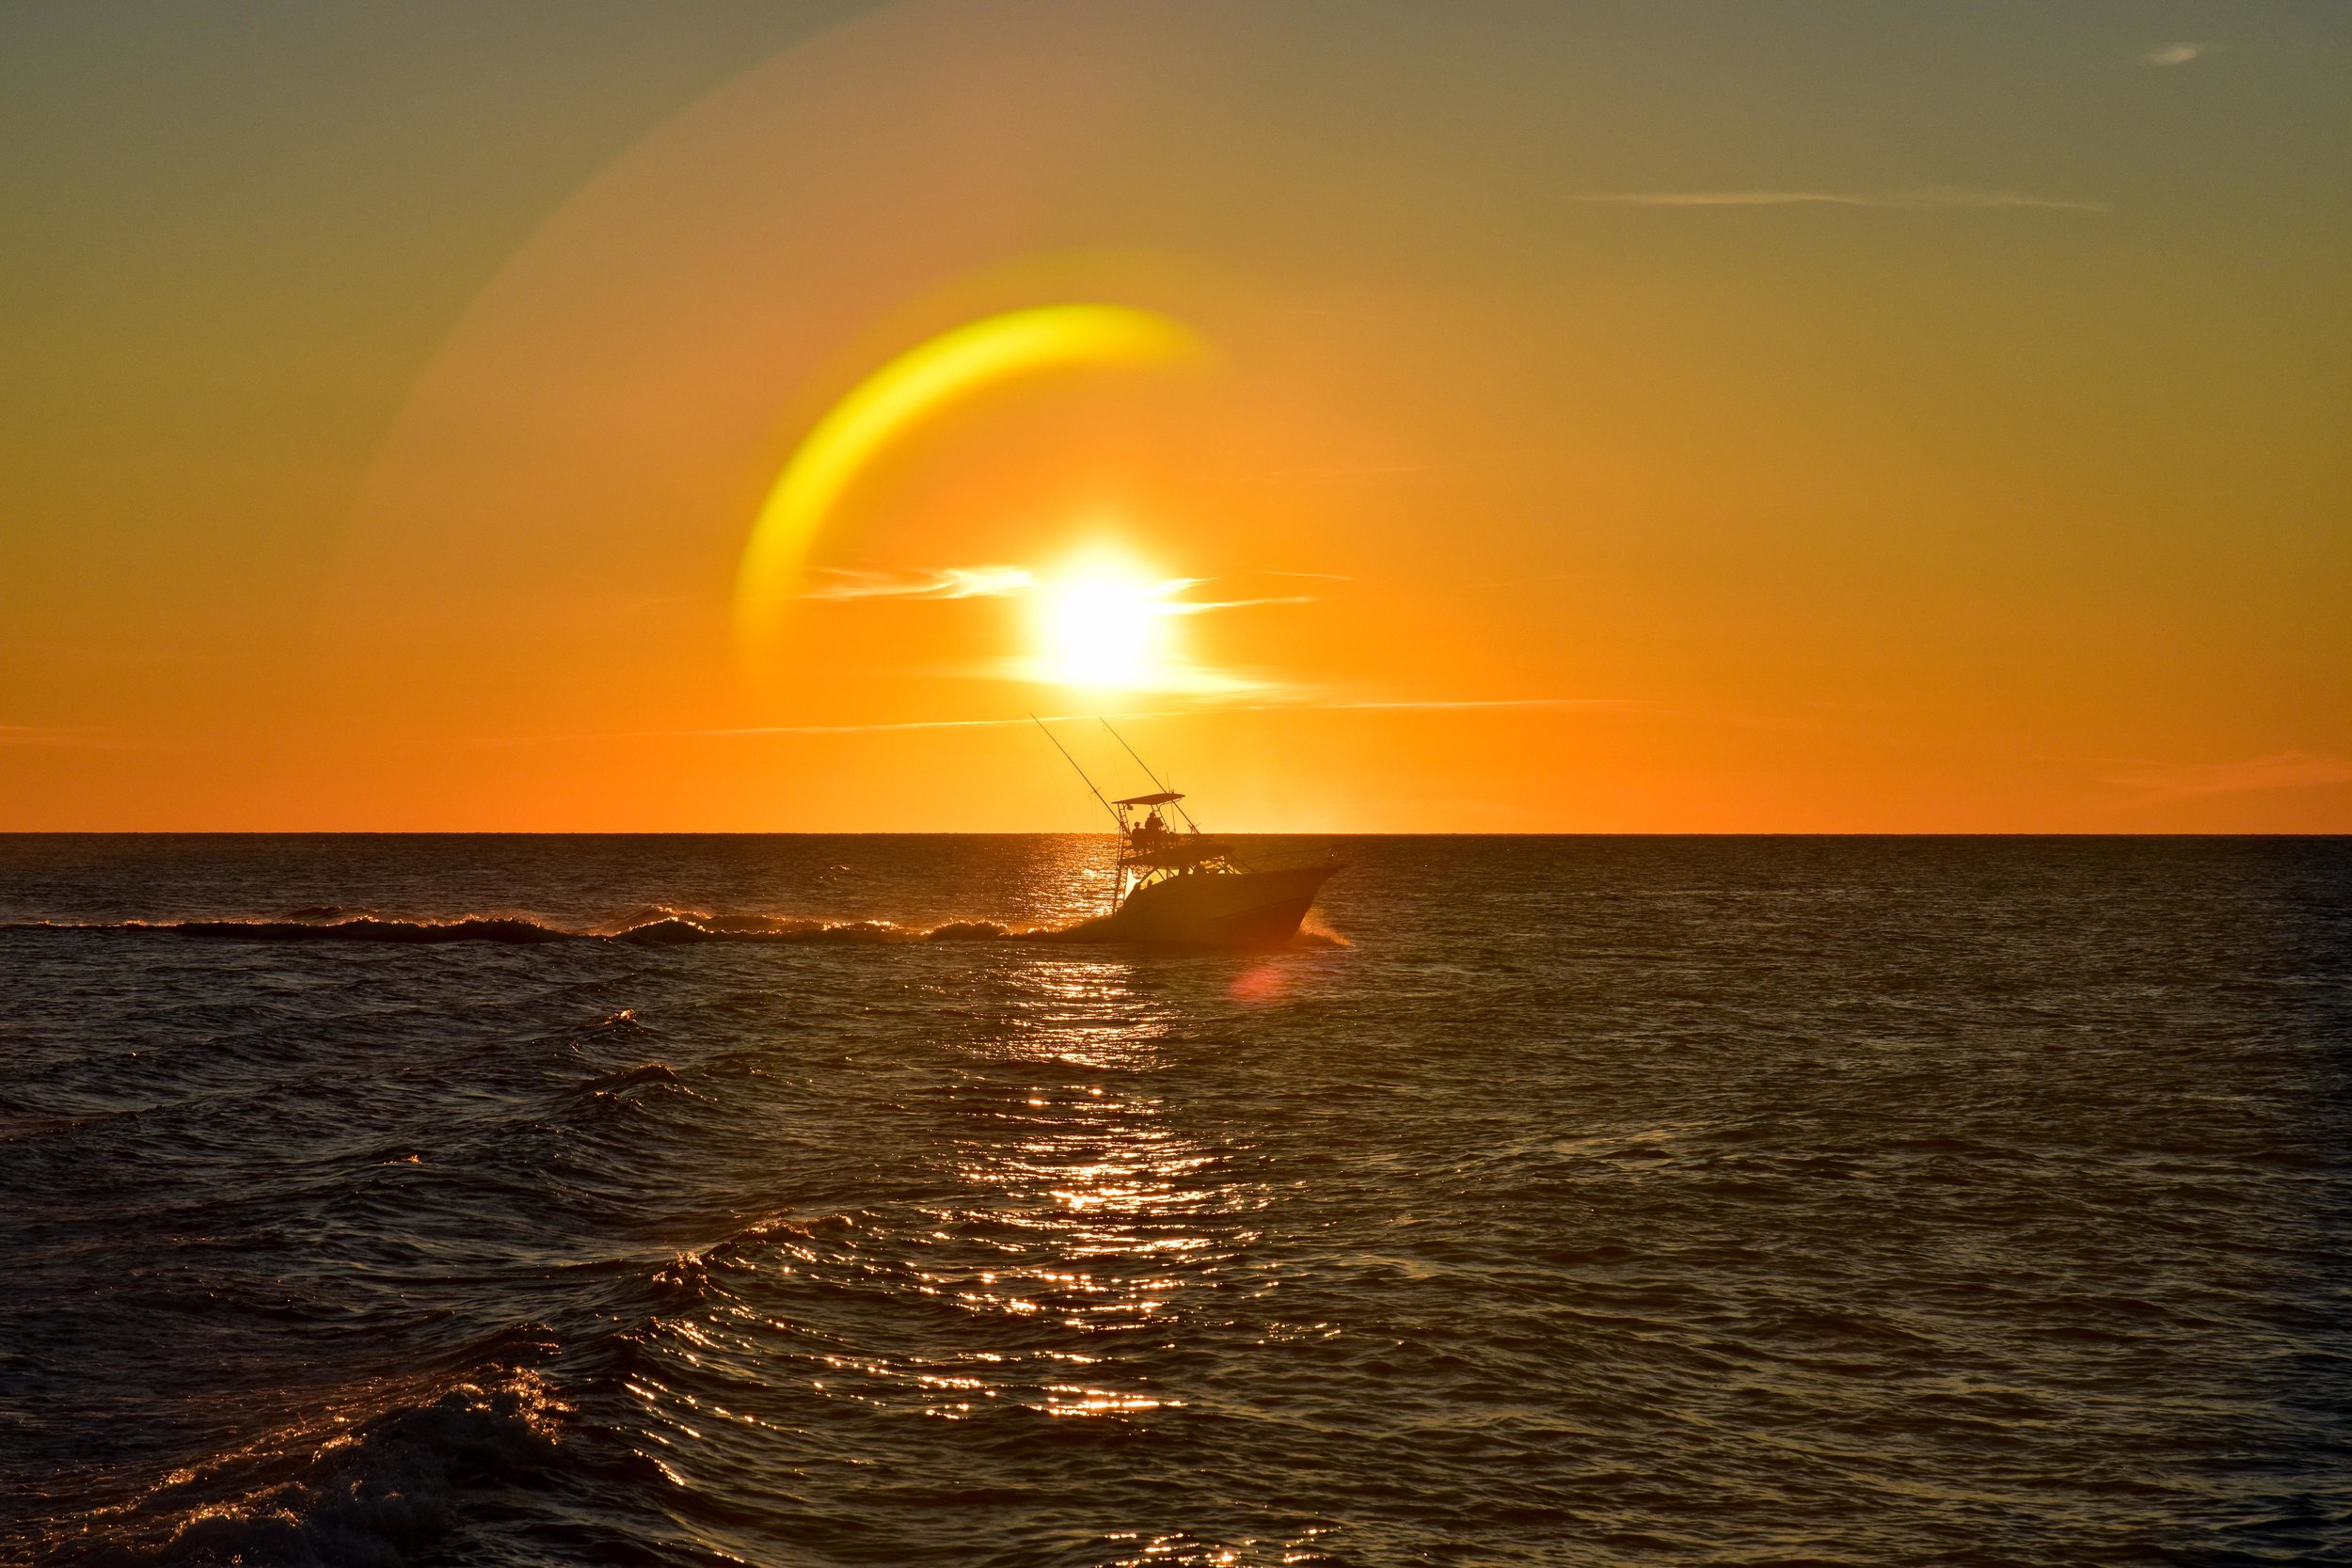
[1110,789,1236,904]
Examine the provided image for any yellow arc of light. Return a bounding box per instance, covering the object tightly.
[734,303,1205,658]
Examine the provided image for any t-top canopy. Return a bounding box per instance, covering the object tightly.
[1114,791,1184,806]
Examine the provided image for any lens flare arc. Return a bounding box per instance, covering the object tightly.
[734,303,1204,658]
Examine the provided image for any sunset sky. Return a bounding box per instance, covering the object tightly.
[4,0,2346,831]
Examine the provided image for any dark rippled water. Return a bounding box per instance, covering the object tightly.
[2,834,2347,1567]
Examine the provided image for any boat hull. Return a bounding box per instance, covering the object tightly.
[1055,863,1338,948]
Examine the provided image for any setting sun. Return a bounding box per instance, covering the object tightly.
[1030,551,1178,692]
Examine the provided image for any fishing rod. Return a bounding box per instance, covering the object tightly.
[1098,718,1200,833]
[1032,714,1129,914]
[1029,714,1123,832]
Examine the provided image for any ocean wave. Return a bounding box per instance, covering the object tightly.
[7,907,1340,949]
[6,910,1028,945]
[38,1334,567,1567]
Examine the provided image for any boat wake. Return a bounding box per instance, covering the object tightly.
[7,908,1025,944]
[7,905,1346,948]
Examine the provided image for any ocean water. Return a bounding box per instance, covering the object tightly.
[2,834,2347,1567]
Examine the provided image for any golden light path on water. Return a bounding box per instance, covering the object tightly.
[733,304,1205,664]
[611,832,1276,1525]
[945,960,1219,1421]
[733,960,1237,1416]
[914,835,1232,1424]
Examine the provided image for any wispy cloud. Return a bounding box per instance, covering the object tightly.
[643,714,1105,738]
[476,696,1626,745]
[1318,697,1628,714]
[983,661,1291,698]
[1581,186,2108,214]
[2143,40,2211,67]
[1160,595,1318,616]
[2110,752,2352,805]
[476,711,1193,744]
[798,566,1036,601]
[802,564,1317,619]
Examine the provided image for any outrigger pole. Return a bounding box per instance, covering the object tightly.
[1031,715,1129,915]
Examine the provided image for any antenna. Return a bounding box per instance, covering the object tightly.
[1100,719,1202,834]
[1030,715,1122,832]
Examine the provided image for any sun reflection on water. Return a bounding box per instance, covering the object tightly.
[608,943,1274,1564]
[907,958,1240,1420]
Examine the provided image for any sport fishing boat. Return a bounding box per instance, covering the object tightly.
[1037,721,1339,947]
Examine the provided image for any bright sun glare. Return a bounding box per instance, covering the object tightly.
[1032,552,1176,691]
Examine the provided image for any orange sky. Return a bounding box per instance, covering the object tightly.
[4,0,2347,831]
